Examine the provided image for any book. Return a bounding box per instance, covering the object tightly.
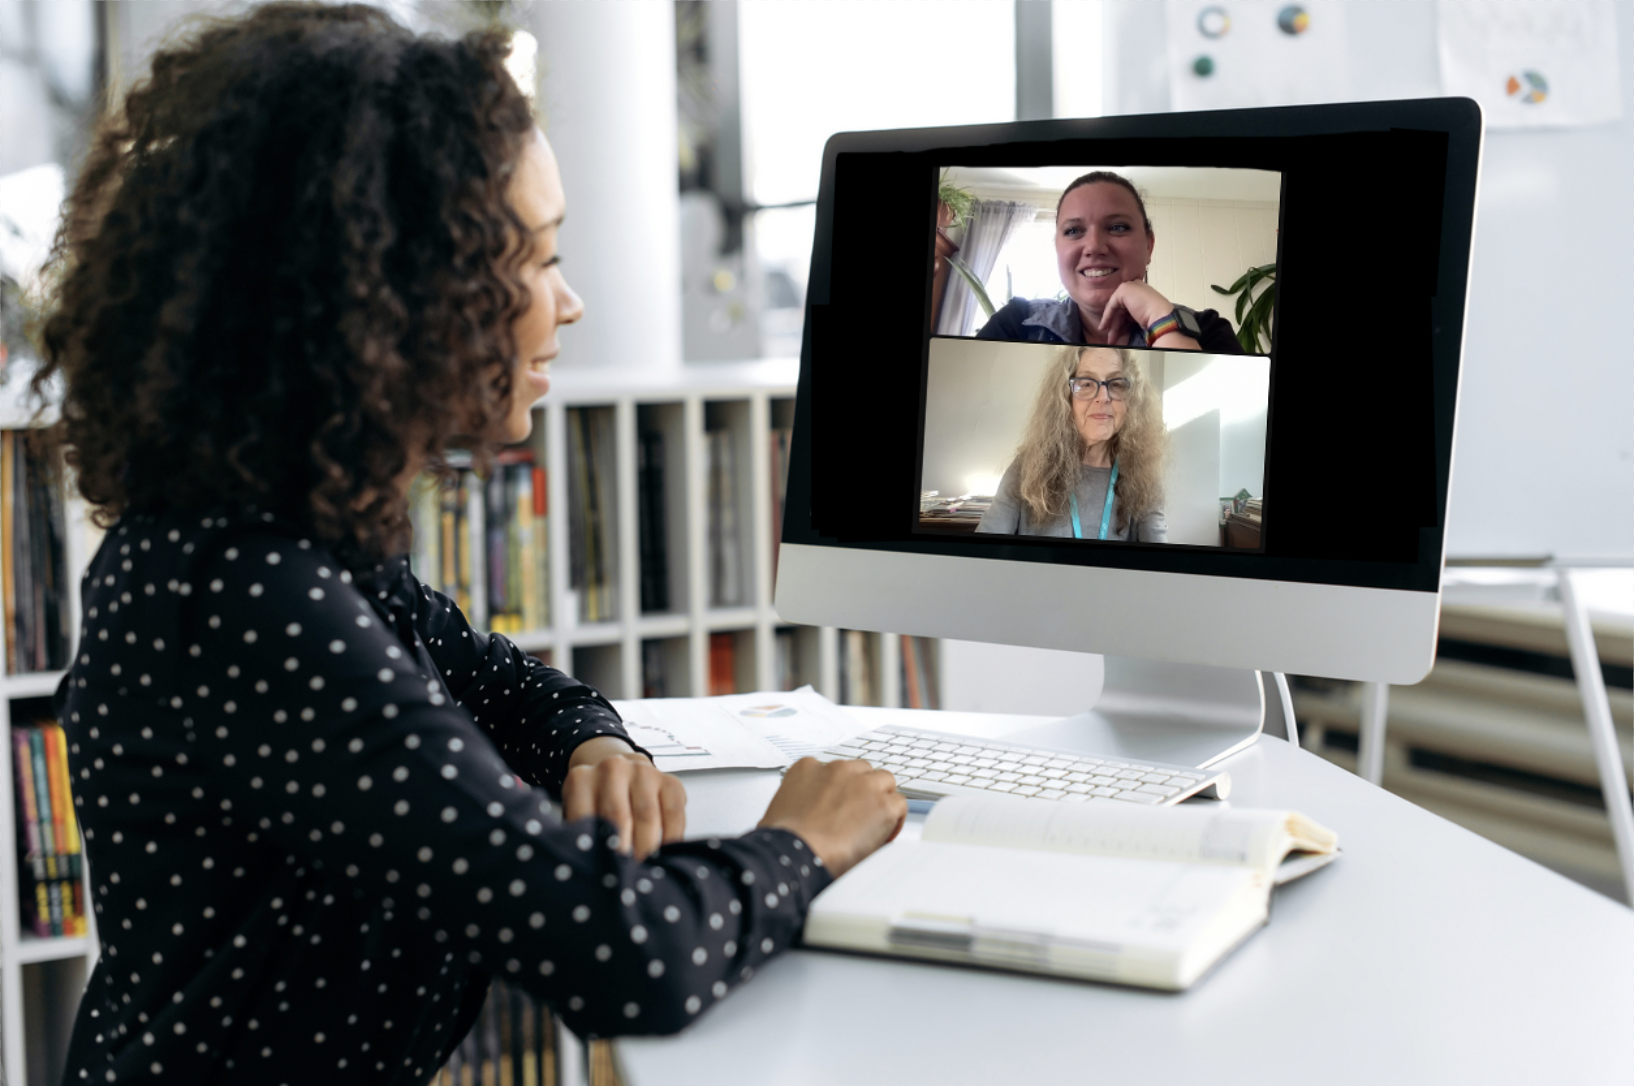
[769,425,791,583]
[773,627,798,692]
[1,431,70,673]
[708,632,736,696]
[840,630,877,706]
[568,409,616,623]
[707,429,743,607]
[13,723,85,937]
[636,430,670,613]
[803,795,1340,991]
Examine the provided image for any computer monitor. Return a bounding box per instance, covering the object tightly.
[774,99,1482,765]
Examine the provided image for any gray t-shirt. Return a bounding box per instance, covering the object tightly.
[974,461,1168,542]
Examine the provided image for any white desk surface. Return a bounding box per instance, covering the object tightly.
[618,707,1634,1086]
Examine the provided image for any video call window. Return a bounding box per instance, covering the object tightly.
[932,165,1281,357]
[918,339,1269,550]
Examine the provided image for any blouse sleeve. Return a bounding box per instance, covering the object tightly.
[402,574,639,795]
[176,533,833,1037]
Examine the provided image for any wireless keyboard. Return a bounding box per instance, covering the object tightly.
[818,723,1230,806]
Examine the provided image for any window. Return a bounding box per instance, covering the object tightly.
[737,2,1017,358]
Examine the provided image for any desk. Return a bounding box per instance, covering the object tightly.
[618,708,1634,1085]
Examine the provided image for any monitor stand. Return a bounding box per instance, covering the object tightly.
[997,655,1264,770]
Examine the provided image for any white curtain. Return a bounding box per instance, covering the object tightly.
[935,199,1038,337]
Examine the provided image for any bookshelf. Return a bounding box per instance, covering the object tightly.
[418,359,935,711]
[0,408,99,1085]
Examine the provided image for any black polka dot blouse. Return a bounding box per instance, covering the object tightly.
[56,511,832,1084]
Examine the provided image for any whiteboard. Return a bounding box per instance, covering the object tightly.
[1102,0,1634,561]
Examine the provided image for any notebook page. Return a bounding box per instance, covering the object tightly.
[811,841,1262,959]
[922,795,1314,873]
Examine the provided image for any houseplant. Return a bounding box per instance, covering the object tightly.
[1210,262,1276,354]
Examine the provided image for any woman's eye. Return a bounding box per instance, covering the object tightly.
[1062,226,1082,238]
[540,255,561,270]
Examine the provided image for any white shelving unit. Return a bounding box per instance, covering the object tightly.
[0,411,99,1084]
[477,359,923,709]
[0,360,933,1085]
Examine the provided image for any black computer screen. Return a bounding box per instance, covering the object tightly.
[788,99,1480,594]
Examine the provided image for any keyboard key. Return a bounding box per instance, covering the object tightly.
[840,726,1227,810]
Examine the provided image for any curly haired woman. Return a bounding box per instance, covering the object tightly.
[33,4,903,1080]
[975,346,1168,542]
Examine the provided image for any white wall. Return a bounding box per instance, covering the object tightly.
[1102,0,1634,560]
[1145,197,1278,333]
[1165,409,1223,546]
[920,339,1057,498]
[1158,351,1270,505]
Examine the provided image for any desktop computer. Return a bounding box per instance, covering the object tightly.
[775,99,1483,790]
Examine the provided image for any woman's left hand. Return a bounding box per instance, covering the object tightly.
[1095,280,1176,345]
[564,737,687,858]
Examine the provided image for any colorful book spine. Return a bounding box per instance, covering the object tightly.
[14,728,51,936]
[46,724,83,881]
[15,724,84,937]
[29,729,57,881]
[709,632,736,696]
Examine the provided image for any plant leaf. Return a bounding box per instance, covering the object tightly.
[945,254,996,318]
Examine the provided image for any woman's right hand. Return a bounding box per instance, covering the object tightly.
[758,758,908,877]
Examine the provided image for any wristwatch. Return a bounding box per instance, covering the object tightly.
[1146,305,1202,346]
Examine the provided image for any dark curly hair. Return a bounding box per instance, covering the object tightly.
[33,2,537,560]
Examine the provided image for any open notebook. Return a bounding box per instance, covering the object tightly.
[803,795,1338,991]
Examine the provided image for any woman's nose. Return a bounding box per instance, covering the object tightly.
[556,276,585,326]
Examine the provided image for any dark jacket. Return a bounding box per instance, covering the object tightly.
[977,296,1245,354]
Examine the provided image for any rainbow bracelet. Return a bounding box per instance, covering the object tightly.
[1146,313,1181,345]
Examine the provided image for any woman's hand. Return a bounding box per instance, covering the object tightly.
[1095,281,1198,349]
[758,758,908,877]
[563,737,687,859]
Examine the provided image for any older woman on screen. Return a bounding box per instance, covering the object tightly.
[978,171,1242,354]
[976,347,1168,542]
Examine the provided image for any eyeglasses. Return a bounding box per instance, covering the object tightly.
[1068,377,1130,401]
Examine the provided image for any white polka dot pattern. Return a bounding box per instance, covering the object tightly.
[57,512,833,1081]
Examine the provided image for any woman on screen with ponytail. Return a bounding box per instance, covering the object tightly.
[978,171,1242,354]
[976,346,1168,542]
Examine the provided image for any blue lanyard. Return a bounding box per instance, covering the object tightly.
[1068,460,1119,540]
